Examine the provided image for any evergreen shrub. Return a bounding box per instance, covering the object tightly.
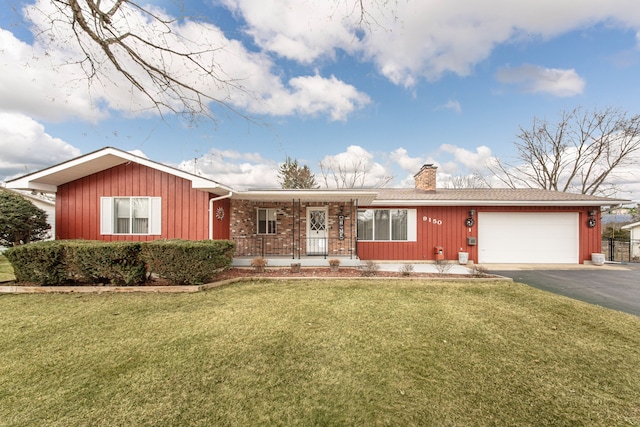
[142,239,235,285]
[66,241,147,285]
[4,241,68,285]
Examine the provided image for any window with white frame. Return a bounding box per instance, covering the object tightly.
[101,197,161,235]
[357,209,416,241]
[257,208,277,234]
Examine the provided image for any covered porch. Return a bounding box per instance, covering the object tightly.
[228,189,377,260]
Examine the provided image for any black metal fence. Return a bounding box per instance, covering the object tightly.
[232,236,355,259]
[601,238,640,263]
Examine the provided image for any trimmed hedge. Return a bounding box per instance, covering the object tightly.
[66,241,147,285]
[142,239,235,285]
[4,241,67,285]
[4,239,235,286]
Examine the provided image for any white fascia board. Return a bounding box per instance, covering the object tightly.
[4,146,232,194]
[5,179,58,193]
[622,221,640,230]
[368,199,627,207]
[191,179,234,193]
[234,190,378,204]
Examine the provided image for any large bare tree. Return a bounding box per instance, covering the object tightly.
[23,0,385,122]
[490,107,640,196]
[30,0,247,121]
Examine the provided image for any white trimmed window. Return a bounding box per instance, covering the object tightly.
[357,209,416,241]
[101,197,161,235]
[257,208,277,234]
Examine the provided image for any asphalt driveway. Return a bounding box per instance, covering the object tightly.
[488,264,640,317]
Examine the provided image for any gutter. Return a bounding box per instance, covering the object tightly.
[209,192,233,240]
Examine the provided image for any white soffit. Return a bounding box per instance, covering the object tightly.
[6,147,231,194]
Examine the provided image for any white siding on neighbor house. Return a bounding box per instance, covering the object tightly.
[478,212,579,264]
[622,222,640,259]
[4,191,55,241]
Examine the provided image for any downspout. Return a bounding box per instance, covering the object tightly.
[209,192,233,240]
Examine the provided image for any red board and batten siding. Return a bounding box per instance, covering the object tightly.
[55,162,230,241]
[356,205,601,264]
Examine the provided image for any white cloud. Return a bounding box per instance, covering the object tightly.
[4,0,638,126]
[389,147,425,173]
[440,144,493,170]
[436,100,462,113]
[0,1,370,124]
[177,148,280,190]
[222,0,640,87]
[388,145,498,188]
[127,149,148,159]
[496,64,586,97]
[221,0,358,63]
[0,113,81,180]
[0,29,108,123]
[245,74,371,121]
[318,145,393,188]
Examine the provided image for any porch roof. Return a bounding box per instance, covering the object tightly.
[233,189,378,204]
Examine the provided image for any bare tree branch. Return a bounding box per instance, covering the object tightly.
[31,0,253,122]
[319,157,393,188]
[442,173,488,189]
[489,107,640,196]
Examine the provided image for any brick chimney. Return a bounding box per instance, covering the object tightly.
[414,164,437,191]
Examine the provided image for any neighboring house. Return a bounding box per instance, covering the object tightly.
[1,188,56,243]
[621,221,640,260]
[5,147,630,264]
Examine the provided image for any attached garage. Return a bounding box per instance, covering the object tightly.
[478,212,579,264]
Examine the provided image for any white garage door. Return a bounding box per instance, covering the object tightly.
[478,212,579,263]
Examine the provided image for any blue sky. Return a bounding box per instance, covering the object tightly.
[1,0,640,201]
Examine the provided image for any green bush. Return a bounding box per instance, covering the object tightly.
[66,241,147,285]
[4,241,68,285]
[5,239,235,286]
[143,239,235,285]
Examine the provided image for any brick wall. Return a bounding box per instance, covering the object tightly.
[230,200,357,257]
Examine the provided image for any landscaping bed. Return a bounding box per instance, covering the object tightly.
[214,267,485,281]
[2,267,495,289]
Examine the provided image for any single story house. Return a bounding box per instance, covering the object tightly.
[6,147,629,264]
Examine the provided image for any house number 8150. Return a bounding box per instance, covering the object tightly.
[423,216,443,225]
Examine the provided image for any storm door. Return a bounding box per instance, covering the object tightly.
[306,207,328,255]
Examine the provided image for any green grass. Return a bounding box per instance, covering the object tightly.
[0,254,15,282]
[1,280,639,426]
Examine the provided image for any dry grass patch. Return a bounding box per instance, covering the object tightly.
[1,280,639,426]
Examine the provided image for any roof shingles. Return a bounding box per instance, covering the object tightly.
[372,188,628,205]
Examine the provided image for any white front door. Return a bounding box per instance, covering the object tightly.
[307,207,328,255]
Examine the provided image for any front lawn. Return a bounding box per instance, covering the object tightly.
[1,280,639,426]
[0,254,14,282]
